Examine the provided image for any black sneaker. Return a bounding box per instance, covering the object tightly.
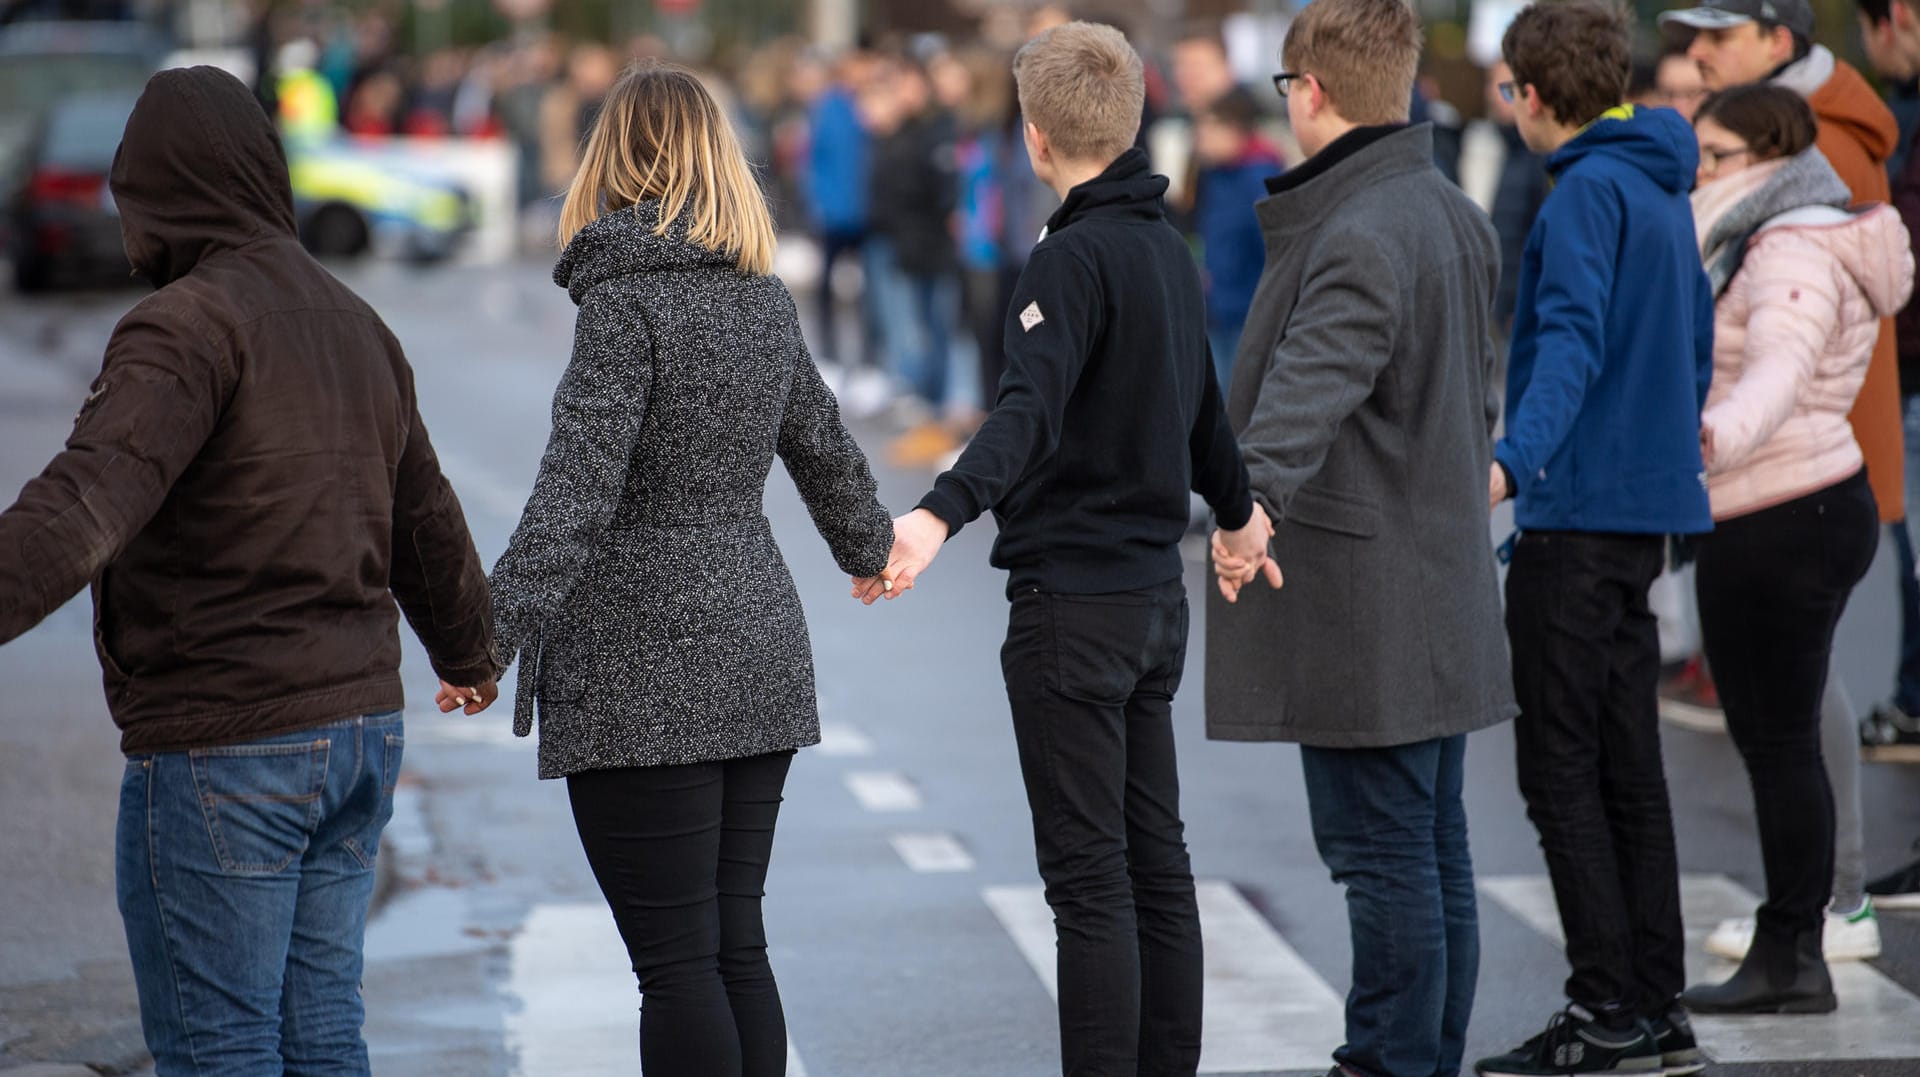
[1866,844,1920,911]
[1650,1009,1706,1075]
[1475,1005,1664,1076]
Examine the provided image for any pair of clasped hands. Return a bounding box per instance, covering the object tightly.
[846,504,1283,606]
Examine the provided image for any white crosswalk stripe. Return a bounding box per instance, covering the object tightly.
[984,880,1345,1073]
[843,770,923,812]
[889,831,975,873]
[816,720,877,757]
[1479,873,1920,1062]
[503,902,809,1076]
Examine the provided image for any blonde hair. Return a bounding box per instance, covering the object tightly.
[558,62,776,276]
[1282,0,1422,126]
[1013,21,1144,163]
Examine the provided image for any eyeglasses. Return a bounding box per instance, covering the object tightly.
[1272,71,1322,99]
[1497,80,1518,104]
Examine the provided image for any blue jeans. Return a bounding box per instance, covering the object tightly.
[868,235,954,408]
[1301,734,1477,1077]
[117,713,404,1076]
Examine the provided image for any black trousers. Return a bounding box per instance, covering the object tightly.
[567,751,795,1077]
[1695,470,1879,944]
[1506,530,1685,1020]
[1001,580,1203,1077]
[815,227,873,368]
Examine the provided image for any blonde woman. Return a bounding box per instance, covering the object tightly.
[473,62,893,1075]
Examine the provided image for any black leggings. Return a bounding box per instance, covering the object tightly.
[567,750,795,1077]
[1695,470,1878,944]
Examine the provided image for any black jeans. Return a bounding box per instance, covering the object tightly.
[1002,580,1203,1077]
[567,751,795,1077]
[815,227,874,368]
[1696,470,1879,944]
[1506,530,1685,1020]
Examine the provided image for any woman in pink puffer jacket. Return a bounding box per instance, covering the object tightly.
[1681,83,1914,1018]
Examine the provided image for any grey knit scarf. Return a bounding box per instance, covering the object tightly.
[1700,148,1851,297]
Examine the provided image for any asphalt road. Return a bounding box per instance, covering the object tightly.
[2,259,1919,1077]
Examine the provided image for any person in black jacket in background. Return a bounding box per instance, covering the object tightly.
[855,22,1274,1077]
[868,56,962,458]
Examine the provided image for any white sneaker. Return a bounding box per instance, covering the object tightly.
[1703,900,1882,962]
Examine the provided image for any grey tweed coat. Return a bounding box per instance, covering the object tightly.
[490,204,893,779]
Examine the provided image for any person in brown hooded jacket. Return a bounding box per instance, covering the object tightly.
[0,66,495,1074]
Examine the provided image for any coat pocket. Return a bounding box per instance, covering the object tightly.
[1283,485,1380,539]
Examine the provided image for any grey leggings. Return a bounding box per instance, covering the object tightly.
[1822,675,1866,912]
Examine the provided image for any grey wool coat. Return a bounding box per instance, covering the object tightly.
[1205,125,1519,749]
[489,204,894,779]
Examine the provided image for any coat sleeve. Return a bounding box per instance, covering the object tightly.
[1236,231,1396,517]
[1694,265,1717,413]
[385,340,496,687]
[1701,233,1838,471]
[0,304,228,645]
[917,247,1101,535]
[488,288,652,671]
[776,313,894,578]
[1492,175,1621,498]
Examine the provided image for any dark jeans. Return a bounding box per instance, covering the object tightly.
[1001,580,1203,1077]
[815,227,878,368]
[1505,530,1685,1020]
[118,712,402,1077]
[567,751,795,1077]
[1892,516,1920,714]
[1301,735,1477,1077]
[1696,470,1879,943]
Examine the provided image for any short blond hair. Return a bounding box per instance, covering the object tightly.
[1013,21,1144,163]
[1282,0,1422,126]
[558,62,775,276]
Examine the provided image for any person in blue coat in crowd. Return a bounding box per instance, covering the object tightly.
[1192,86,1285,387]
[805,51,882,372]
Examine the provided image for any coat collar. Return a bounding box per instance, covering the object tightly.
[1255,124,1432,237]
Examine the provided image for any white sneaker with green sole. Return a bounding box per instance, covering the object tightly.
[1702,899,1881,962]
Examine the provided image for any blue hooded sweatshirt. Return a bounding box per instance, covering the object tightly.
[805,86,869,235]
[1496,105,1715,535]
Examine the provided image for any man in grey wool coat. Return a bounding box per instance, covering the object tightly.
[1205,0,1518,1075]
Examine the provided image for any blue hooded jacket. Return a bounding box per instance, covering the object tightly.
[1497,105,1715,535]
[805,86,868,234]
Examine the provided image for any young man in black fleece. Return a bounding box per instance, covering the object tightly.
[853,20,1273,1077]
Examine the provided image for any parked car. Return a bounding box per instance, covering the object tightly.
[8,90,139,291]
[0,20,162,194]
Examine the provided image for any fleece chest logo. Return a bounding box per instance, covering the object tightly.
[1019,301,1046,333]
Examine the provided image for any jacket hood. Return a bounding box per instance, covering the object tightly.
[1801,54,1901,165]
[110,66,298,288]
[554,201,746,304]
[1547,105,1697,195]
[1042,148,1167,237]
[1765,203,1916,318]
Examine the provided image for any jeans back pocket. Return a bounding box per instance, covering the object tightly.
[188,739,330,875]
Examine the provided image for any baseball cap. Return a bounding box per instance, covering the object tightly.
[1658,0,1815,40]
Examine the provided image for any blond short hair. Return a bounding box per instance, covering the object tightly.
[1282,0,1422,126]
[1013,21,1144,163]
[558,62,776,276]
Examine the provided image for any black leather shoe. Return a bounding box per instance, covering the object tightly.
[1682,926,1836,1014]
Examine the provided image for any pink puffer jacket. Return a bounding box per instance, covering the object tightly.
[1703,202,1915,520]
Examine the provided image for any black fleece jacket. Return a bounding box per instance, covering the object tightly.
[917,148,1254,596]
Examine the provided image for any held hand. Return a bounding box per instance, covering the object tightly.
[436,679,499,716]
[1211,504,1283,604]
[1488,462,1510,512]
[853,509,949,605]
[1699,421,1717,470]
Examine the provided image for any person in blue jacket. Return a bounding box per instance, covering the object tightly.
[1478,3,1717,1075]
[805,53,882,372]
[1192,86,1285,387]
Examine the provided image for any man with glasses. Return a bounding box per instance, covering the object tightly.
[1476,2,1716,1074]
[1207,1,1515,1075]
